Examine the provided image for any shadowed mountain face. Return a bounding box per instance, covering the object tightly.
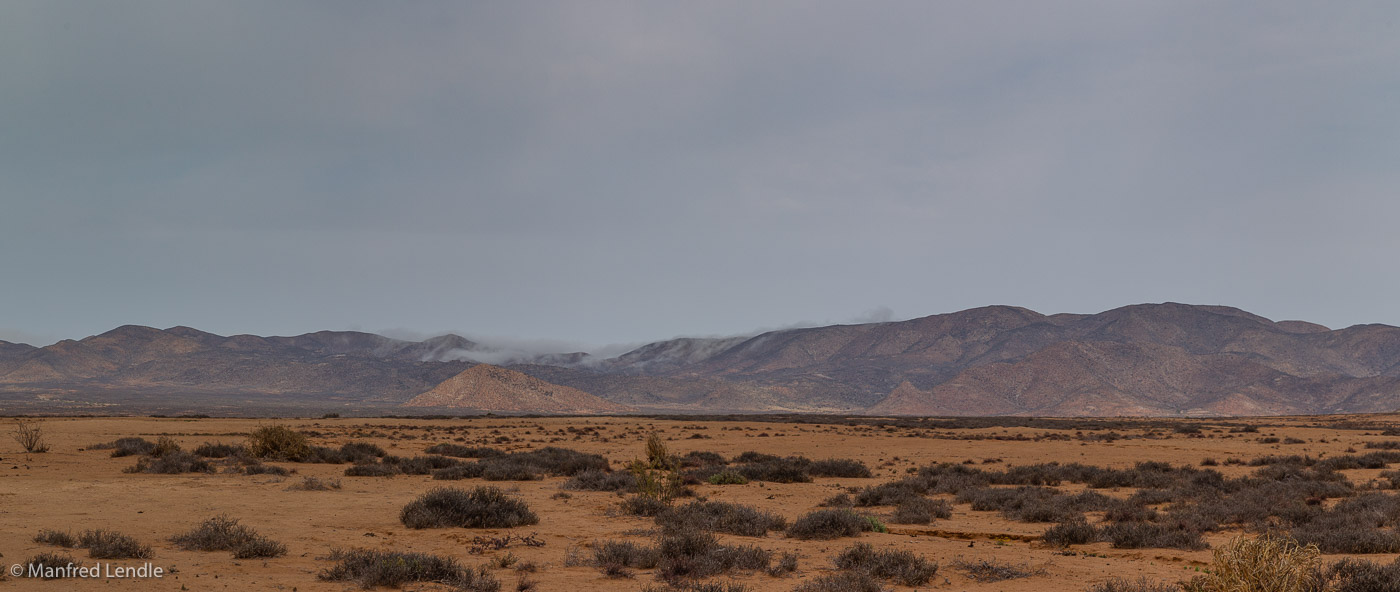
[5,303,1400,416]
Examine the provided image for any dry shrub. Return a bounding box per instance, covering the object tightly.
[1087,576,1178,592]
[400,487,539,529]
[319,548,499,591]
[246,425,310,461]
[13,419,50,453]
[1182,533,1321,592]
[170,515,286,558]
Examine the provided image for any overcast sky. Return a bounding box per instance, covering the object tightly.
[2,2,1398,351]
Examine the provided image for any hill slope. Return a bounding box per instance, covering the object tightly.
[404,364,632,413]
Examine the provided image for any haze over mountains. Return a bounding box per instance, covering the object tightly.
[4,303,1400,416]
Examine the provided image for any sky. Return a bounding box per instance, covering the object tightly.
[2,2,1398,352]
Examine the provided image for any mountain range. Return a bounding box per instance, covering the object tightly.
[4,303,1400,416]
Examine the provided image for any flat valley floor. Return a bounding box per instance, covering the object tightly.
[5,414,1400,591]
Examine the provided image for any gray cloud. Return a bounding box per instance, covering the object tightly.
[2,2,1398,346]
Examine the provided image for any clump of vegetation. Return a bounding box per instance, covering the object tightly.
[170,515,286,558]
[1100,521,1206,551]
[346,463,401,477]
[952,557,1038,582]
[655,501,786,537]
[834,543,938,586]
[1181,533,1320,592]
[289,476,341,490]
[630,433,686,508]
[1043,518,1099,546]
[12,419,50,453]
[564,469,636,492]
[768,551,799,577]
[890,497,951,525]
[193,442,244,458]
[787,509,876,540]
[241,462,291,476]
[425,443,504,458]
[24,552,80,579]
[593,540,660,578]
[319,548,499,591]
[78,529,153,559]
[123,450,215,474]
[622,494,673,517]
[706,470,748,485]
[810,459,873,478]
[1327,557,1400,592]
[653,530,771,582]
[400,487,539,529]
[96,437,156,457]
[246,424,311,461]
[151,435,181,457]
[34,529,77,548]
[1088,576,1179,592]
[793,571,887,592]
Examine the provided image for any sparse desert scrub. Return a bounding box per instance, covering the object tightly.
[768,551,799,577]
[425,443,504,458]
[400,486,539,529]
[24,552,80,579]
[653,529,771,582]
[834,542,938,586]
[565,468,637,491]
[793,571,888,592]
[346,462,402,477]
[890,497,951,524]
[706,469,748,485]
[655,500,786,537]
[952,557,1039,582]
[95,437,156,457]
[319,548,499,591]
[809,458,873,478]
[622,494,672,517]
[170,515,286,558]
[193,441,244,458]
[78,529,153,559]
[34,529,77,547]
[1327,557,1400,592]
[1181,533,1320,592]
[1100,521,1206,551]
[1043,517,1099,546]
[123,450,215,474]
[593,539,661,577]
[1087,576,1179,592]
[13,419,51,453]
[787,509,875,540]
[289,475,341,490]
[241,462,292,476]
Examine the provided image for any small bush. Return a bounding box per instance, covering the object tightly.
[124,451,214,474]
[319,548,499,591]
[24,552,79,579]
[339,441,387,462]
[1328,557,1400,592]
[622,494,672,517]
[810,459,873,478]
[835,543,938,586]
[952,557,1035,582]
[793,571,888,592]
[12,419,50,453]
[768,551,799,577]
[707,470,749,485]
[890,497,951,525]
[654,530,771,582]
[564,469,636,492]
[426,443,504,458]
[594,539,661,576]
[290,476,342,490]
[656,501,786,537]
[1101,522,1206,550]
[170,515,286,558]
[1043,518,1098,546]
[246,425,311,461]
[1088,576,1179,592]
[787,509,872,540]
[734,458,812,483]
[102,437,156,457]
[193,442,244,458]
[151,436,181,457]
[78,529,153,559]
[346,463,401,477]
[34,529,76,548]
[242,462,291,476]
[400,487,539,529]
[1182,533,1320,592]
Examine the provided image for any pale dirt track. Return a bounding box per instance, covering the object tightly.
[4,415,1400,591]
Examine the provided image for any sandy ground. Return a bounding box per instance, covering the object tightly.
[4,415,1400,591]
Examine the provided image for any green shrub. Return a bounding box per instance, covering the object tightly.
[706,470,748,485]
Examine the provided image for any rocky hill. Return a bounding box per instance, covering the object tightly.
[404,364,632,413]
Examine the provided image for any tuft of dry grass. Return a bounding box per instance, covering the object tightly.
[1182,532,1321,592]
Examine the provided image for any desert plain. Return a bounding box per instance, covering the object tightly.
[5,414,1400,591]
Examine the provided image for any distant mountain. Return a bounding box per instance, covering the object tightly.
[0,326,476,400]
[404,364,632,414]
[6,303,1400,416]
